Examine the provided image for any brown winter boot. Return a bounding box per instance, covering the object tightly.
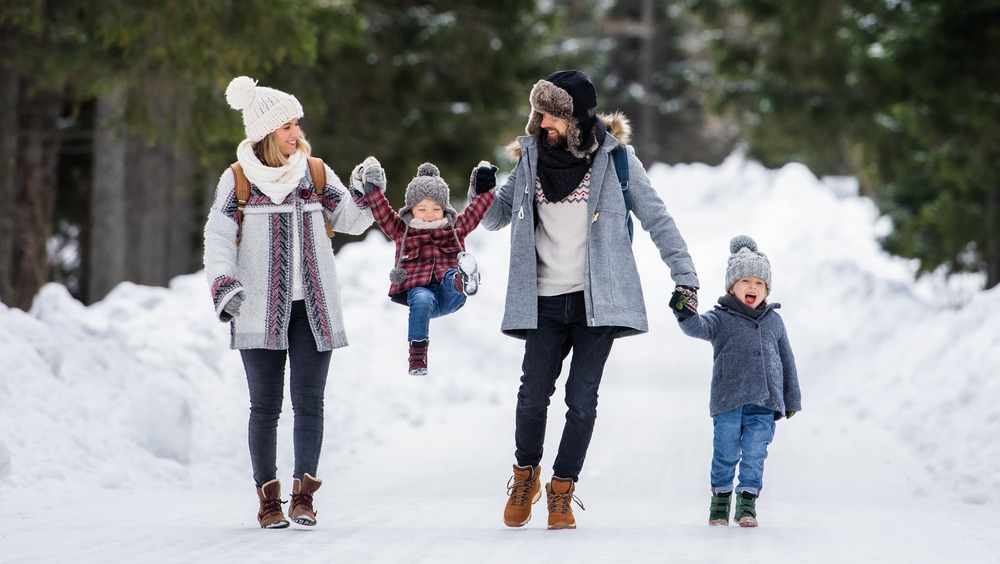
[289,473,322,526]
[546,476,584,530]
[256,478,289,529]
[503,464,542,527]
[408,340,428,376]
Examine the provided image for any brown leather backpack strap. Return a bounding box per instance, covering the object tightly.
[307,156,335,239]
[231,162,250,245]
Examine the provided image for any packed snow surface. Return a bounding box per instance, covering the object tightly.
[1,154,997,563]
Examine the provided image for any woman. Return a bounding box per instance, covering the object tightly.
[203,76,373,529]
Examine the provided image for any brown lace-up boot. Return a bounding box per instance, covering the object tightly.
[256,479,289,529]
[503,464,542,527]
[289,473,323,526]
[408,340,428,376]
[546,476,584,530]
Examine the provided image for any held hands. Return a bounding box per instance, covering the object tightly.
[669,285,698,321]
[361,156,386,194]
[471,161,498,194]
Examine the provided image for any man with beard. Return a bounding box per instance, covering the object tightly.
[479,70,700,530]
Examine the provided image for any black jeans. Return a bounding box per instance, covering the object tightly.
[514,292,617,482]
[240,300,332,487]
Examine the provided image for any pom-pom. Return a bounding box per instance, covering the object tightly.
[416,162,440,177]
[729,235,757,254]
[389,267,407,286]
[226,76,258,111]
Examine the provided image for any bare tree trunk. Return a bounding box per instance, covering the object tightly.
[167,101,196,278]
[124,136,168,286]
[88,83,128,303]
[638,0,655,153]
[0,30,18,305]
[986,182,1000,290]
[12,80,62,310]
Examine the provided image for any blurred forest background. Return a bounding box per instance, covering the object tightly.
[1,0,998,310]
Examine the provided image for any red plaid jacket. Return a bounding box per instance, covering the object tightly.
[366,189,495,305]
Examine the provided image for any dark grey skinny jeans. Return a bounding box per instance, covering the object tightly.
[514,291,617,482]
[240,300,331,487]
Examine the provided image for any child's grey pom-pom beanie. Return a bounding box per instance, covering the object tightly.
[725,235,771,292]
[398,163,458,224]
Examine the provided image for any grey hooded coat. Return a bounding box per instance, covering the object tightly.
[480,113,699,339]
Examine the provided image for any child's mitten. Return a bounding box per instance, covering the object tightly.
[362,156,386,194]
[785,410,796,419]
[669,285,698,320]
[471,161,498,194]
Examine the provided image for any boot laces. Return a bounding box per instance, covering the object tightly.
[290,492,314,514]
[547,489,585,514]
[260,497,286,518]
[506,475,534,506]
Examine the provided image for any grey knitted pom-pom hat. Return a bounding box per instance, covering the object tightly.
[397,163,458,224]
[725,235,772,292]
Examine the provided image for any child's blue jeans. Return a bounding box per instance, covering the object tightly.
[406,268,466,342]
[710,403,776,496]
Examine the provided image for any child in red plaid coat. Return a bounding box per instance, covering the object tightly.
[359,158,498,375]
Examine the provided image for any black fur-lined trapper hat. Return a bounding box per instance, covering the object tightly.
[525,70,600,159]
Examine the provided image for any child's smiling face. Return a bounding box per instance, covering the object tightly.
[730,276,768,308]
[412,198,444,222]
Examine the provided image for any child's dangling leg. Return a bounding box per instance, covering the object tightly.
[406,287,436,376]
[407,340,428,376]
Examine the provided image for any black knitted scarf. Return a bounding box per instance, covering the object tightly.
[536,118,607,203]
[719,293,767,319]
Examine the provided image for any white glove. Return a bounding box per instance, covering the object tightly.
[223,292,244,319]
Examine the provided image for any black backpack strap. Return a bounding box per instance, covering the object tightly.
[611,144,634,242]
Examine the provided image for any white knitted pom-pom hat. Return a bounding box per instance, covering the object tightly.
[225,76,304,142]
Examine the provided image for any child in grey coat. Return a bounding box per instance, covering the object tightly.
[671,235,802,528]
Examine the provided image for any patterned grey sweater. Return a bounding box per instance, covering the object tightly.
[203,161,373,351]
[678,298,802,419]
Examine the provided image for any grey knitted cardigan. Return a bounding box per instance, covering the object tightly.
[203,161,373,351]
[480,112,699,339]
[678,300,802,419]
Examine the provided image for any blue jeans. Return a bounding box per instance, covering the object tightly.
[514,292,617,482]
[406,269,466,342]
[240,300,332,487]
[710,403,777,495]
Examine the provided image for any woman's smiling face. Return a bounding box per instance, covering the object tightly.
[274,119,301,156]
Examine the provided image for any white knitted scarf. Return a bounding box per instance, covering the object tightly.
[408,217,449,230]
[236,139,308,204]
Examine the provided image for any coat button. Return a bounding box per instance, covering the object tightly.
[754,351,762,357]
[300,189,311,200]
[752,322,759,329]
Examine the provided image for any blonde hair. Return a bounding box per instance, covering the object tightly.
[253,130,312,167]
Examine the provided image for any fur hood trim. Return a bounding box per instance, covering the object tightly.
[505,111,632,161]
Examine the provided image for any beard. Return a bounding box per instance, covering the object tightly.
[542,129,568,150]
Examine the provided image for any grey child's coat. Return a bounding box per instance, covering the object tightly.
[679,300,802,419]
